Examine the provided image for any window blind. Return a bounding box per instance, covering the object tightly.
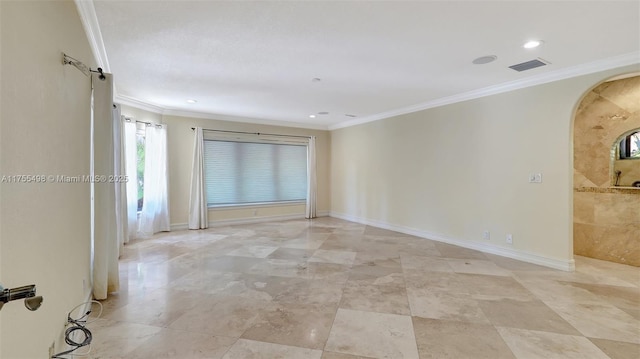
[203,140,307,206]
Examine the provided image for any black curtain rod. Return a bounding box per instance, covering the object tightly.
[191,128,311,139]
[124,117,162,127]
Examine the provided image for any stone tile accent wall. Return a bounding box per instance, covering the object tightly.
[573,75,640,266]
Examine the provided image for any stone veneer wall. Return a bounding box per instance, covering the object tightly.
[573,75,639,266]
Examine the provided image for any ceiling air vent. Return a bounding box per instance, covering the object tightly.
[509,58,549,72]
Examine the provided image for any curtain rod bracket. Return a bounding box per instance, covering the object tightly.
[62,53,106,81]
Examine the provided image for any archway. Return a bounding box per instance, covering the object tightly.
[572,74,640,266]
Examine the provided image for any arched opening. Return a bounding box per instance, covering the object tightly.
[612,128,640,187]
[572,74,640,266]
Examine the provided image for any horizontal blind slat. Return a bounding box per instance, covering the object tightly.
[204,140,307,205]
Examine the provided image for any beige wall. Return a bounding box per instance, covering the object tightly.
[330,64,639,269]
[119,107,331,227]
[0,1,94,357]
[573,76,640,266]
[614,159,640,187]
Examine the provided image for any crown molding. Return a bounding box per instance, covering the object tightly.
[162,109,329,130]
[114,94,164,114]
[74,0,110,71]
[329,51,640,130]
[73,2,637,132]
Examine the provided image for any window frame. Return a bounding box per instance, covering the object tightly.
[618,130,640,160]
[202,133,309,208]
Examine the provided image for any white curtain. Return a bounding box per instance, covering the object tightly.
[113,105,128,254]
[188,127,208,229]
[123,120,138,241]
[138,125,170,236]
[305,136,317,219]
[92,72,119,300]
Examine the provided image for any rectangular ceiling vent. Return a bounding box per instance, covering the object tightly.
[509,58,549,72]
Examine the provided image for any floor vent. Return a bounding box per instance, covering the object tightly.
[509,58,549,72]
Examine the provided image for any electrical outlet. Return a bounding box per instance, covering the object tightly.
[482,230,490,240]
[49,342,55,358]
[506,234,513,244]
[529,173,542,183]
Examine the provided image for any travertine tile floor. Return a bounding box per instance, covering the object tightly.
[89,218,639,359]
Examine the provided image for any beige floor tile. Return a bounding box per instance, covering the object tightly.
[126,328,236,359]
[589,338,640,359]
[247,258,311,278]
[227,245,279,258]
[221,339,323,359]
[169,270,244,295]
[563,281,640,315]
[400,255,453,273]
[407,288,490,324]
[513,277,606,304]
[321,352,375,359]
[241,302,338,350]
[353,252,402,268]
[200,256,265,273]
[268,277,344,306]
[446,258,512,276]
[405,272,535,301]
[396,241,442,257]
[453,273,537,300]
[340,282,410,315]
[325,308,419,359]
[434,242,488,259]
[89,218,639,359]
[267,248,316,261]
[104,288,203,327]
[497,327,610,359]
[308,249,357,266]
[169,295,271,337]
[413,317,516,359]
[281,235,329,250]
[485,253,554,271]
[478,299,581,335]
[545,302,640,344]
[88,319,164,358]
[302,262,352,283]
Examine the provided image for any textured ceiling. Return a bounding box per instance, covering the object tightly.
[88,0,640,129]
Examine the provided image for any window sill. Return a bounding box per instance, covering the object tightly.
[208,201,306,210]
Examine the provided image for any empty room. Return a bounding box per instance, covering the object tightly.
[0,1,638,358]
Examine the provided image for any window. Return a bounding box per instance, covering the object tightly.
[136,126,146,211]
[203,139,307,206]
[619,131,640,159]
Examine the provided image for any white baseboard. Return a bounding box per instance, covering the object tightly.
[170,223,189,231]
[329,211,575,272]
[208,213,305,227]
[170,210,330,231]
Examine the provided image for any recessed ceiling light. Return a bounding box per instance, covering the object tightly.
[186,99,197,104]
[345,114,357,118]
[523,40,543,49]
[472,55,497,65]
[312,78,322,82]
[318,111,329,115]
[309,115,316,118]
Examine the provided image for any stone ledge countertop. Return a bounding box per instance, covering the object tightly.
[575,186,640,194]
